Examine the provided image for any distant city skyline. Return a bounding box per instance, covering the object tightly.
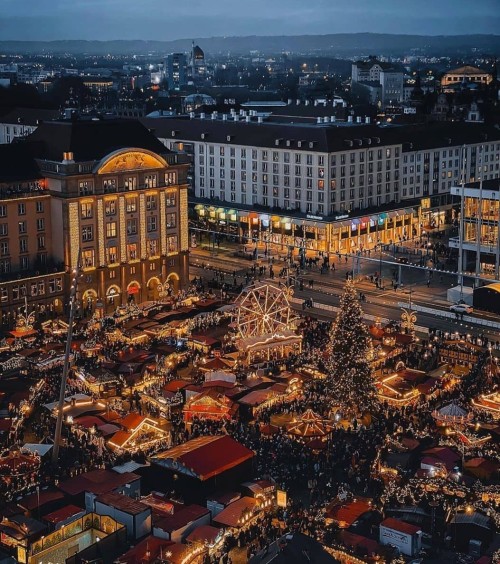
[1,0,499,42]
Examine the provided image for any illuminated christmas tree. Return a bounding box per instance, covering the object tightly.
[324,279,377,416]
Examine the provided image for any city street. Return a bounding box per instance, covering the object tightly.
[189,243,500,342]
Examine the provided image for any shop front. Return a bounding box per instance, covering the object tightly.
[191,203,420,256]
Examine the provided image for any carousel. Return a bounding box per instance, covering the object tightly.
[432,402,473,427]
[233,282,302,365]
[286,409,334,449]
[0,447,41,498]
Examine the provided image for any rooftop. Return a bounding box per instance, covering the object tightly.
[26,118,171,162]
[152,435,254,481]
[58,468,139,496]
[155,504,210,532]
[96,492,150,516]
[141,115,500,153]
[381,517,421,535]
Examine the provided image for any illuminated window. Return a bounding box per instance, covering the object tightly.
[106,222,117,238]
[126,198,137,213]
[82,249,95,268]
[167,235,178,254]
[144,174,157,188]
[127,244,137,260]
[81,202,93,219]
[124,177,137,191]
[106,246,118,263]
[165,172,177,185]
[148,239,158,256]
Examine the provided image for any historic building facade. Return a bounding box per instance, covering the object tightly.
[0,119,190,319]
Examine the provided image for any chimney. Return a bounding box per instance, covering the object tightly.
[62,152,74,163]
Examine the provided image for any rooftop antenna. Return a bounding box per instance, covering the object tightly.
[52,248,82,464]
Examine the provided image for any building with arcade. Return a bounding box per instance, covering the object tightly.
[0,118,190,319]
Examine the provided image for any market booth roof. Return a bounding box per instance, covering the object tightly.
[152,435,254,481]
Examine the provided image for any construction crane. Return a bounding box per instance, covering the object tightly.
[52,249,82,465]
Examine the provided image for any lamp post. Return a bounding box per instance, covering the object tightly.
[52,248,82,465]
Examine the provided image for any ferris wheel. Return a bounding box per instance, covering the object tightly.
[235,282,296,338]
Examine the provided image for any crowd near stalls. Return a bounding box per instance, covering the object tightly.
[0,280,499,564]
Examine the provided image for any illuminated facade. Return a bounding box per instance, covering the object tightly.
[450,178,500,278]
[143,116,500,256]
[0,144,66,322]
[0,119,190,318]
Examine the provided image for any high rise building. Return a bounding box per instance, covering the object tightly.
[165,53,187,91]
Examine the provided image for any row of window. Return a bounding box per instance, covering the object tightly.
[81,236,178,267]
[79,172,178,196]
[0,236,46,256]
[198,146,327,165]
[79,194,176,219]
[0,277,63,302]
[0,201,45,217]
[80,213,177,242]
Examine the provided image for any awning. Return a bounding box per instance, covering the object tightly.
[388,211,399,218]
[194,204,204,211]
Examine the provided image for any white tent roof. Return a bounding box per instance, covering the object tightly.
[22,443,52,457]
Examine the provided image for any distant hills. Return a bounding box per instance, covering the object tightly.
[1,33,500,56]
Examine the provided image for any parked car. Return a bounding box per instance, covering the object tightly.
[450,303,473,314]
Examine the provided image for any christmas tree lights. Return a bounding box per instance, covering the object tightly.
[324,279,377,416]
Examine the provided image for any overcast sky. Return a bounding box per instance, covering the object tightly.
[1,0,498,41]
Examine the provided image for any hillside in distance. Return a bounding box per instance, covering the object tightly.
[1,33,500,56]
